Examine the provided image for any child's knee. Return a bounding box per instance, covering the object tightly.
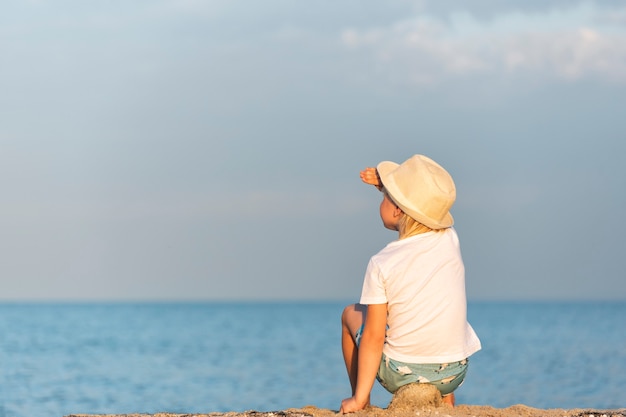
[341,303,366,332]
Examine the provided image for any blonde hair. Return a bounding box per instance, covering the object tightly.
[398,212,436,239]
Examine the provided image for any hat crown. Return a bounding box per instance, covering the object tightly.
[377,155,455,229]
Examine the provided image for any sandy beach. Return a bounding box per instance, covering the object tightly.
[63,406,626,417]
[65,384,625,417]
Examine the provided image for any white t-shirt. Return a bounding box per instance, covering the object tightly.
[360,227,481,364]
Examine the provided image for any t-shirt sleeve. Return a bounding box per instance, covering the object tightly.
[359,258,388,305]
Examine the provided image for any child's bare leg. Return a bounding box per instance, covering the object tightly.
[341,304,367,396]
[442,393,455,407]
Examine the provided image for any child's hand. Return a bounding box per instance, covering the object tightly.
[339,396,367,414]
[360,167,382,190]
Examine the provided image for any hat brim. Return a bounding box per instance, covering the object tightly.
[377,160,454,230]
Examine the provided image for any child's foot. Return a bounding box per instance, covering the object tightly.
[442,393,455,407]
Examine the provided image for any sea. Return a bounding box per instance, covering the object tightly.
[0,301,624,417]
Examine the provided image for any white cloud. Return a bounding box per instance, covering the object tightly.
[339,5,626,87]
[498,27,626,81]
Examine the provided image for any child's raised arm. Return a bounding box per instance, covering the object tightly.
[360,167,382,190]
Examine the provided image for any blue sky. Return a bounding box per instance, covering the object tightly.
[1,0,625,301]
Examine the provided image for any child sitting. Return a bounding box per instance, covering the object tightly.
[339,154,481,413]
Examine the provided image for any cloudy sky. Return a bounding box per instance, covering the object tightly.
[2,0,625,301]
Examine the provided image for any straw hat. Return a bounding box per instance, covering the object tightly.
[377,155,456,230]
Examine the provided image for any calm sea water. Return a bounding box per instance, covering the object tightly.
[0,301,624,417]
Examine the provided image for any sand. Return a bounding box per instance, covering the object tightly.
[63,406,626,417]
[65,384,625,417]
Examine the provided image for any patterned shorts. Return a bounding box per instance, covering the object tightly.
[377,354,468,395]
[355,325,469,396]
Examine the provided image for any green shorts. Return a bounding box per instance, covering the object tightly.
[355,325,468,396]
[377,354,468,395]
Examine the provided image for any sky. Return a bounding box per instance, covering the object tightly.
[1,0,625,302]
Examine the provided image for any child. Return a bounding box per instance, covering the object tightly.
[339,154,481,414]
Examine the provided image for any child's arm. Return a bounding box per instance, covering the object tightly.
[360,167,382,190]
[340,303,387,414]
